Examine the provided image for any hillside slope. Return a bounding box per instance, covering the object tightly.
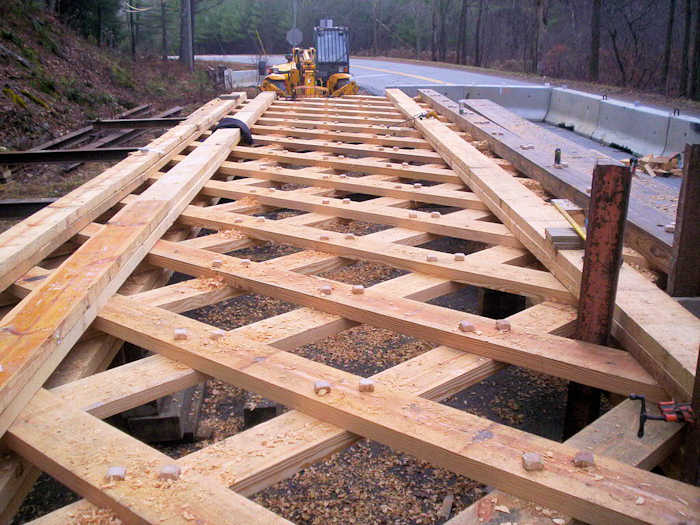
[0,1,219,151]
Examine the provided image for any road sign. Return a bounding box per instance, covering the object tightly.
[286,27,302,47]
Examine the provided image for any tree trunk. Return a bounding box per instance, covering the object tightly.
[129,10,136,59]
[431,0,438,61]
[664,0,677,95]
[190,0,197,57]
[590,0,601,81]
[532,0,547,74]
[372,0,378,55]
[180,0,194,71]
[680,0,692,96]
[474,0,484,66]
[414,1,421,59]
[690,0,700,100]
[95,2,102,47]
[160,0,167,61]
[438,0,450,62]
[457,0,467,64]
[46,0,56,13]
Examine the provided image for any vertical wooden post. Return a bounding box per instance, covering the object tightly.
[564,163,631,439]
[668,143,700,297]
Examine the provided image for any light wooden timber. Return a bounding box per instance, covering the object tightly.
[30,304,573,524]
[176,206,573,303]
[0,93,274,440]
[212,160,487,209]
[177,183,519,247]
[251,123,431,147]
[143,240,661,398]
[0,94,244,293]
[255,116,422,137]
[424,92,674,272]
[91,295,698,525]
[218,145,459,182]
[251,134,444,163]
[262,109,404,126]
[4,389,291,525]
[268,102,402,118]
[387,88,699,401]
[448,398,687,525]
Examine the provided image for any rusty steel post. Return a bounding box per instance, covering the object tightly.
[563,163,631,439]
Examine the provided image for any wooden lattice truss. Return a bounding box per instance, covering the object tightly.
[0,90,698,524]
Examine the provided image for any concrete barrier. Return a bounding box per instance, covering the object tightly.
[544,88,601,138]
[663,113,700,155]
[461,85,551,121]
[395,84,550,121]
[592,100,670,155]
[224,69,258,89]
[396,83,698,157]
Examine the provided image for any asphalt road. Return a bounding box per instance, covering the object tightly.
[197,55,534,95]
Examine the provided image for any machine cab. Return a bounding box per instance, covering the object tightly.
[314,21,350,84]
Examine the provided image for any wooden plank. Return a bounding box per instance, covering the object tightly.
[252,123,429,147]
[388,88,699,401]
[211,159,487,209]
[144,240,662,398]
[0,93,273,439]
[420,90,674,272]
[668,143,700,296]
[255,116,422,137]
[0,94,243,293]
[251,134,444,163]
[5,389,291,525]
[448,399,686,525]
[177,206,574,303]
[262,109,404,126]
[92,295,698,525]
[225,145,459,182]
[179,183,519,247]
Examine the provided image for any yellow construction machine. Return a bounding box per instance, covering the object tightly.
[261,23,358,98]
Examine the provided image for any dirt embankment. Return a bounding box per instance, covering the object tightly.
[0,2,237,203]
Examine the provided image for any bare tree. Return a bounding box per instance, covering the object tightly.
[663,0,676,94]
[690,0,700,99]
[680,0,692,96]
[474,0,484,66]
[456,0,468,64]
[590,0,601,81]
[180,0,194,71]
[160,0,167,61]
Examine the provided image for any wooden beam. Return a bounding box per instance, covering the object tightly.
[0,94,242,293]
[448,398,686,525]
[420,90,674,272]
[668,143,700,297]
[255,116,422,137]
[178,183,519,247]
[387,88,699,401]
[0,93,273,439]
[144,240,662,398]
[92,295,698,524]
[210,160,487,209]
[4,389,291,525]
[177,206,573,303]
[224,145,459,182]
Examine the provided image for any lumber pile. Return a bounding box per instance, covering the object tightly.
[0,90,697,524]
